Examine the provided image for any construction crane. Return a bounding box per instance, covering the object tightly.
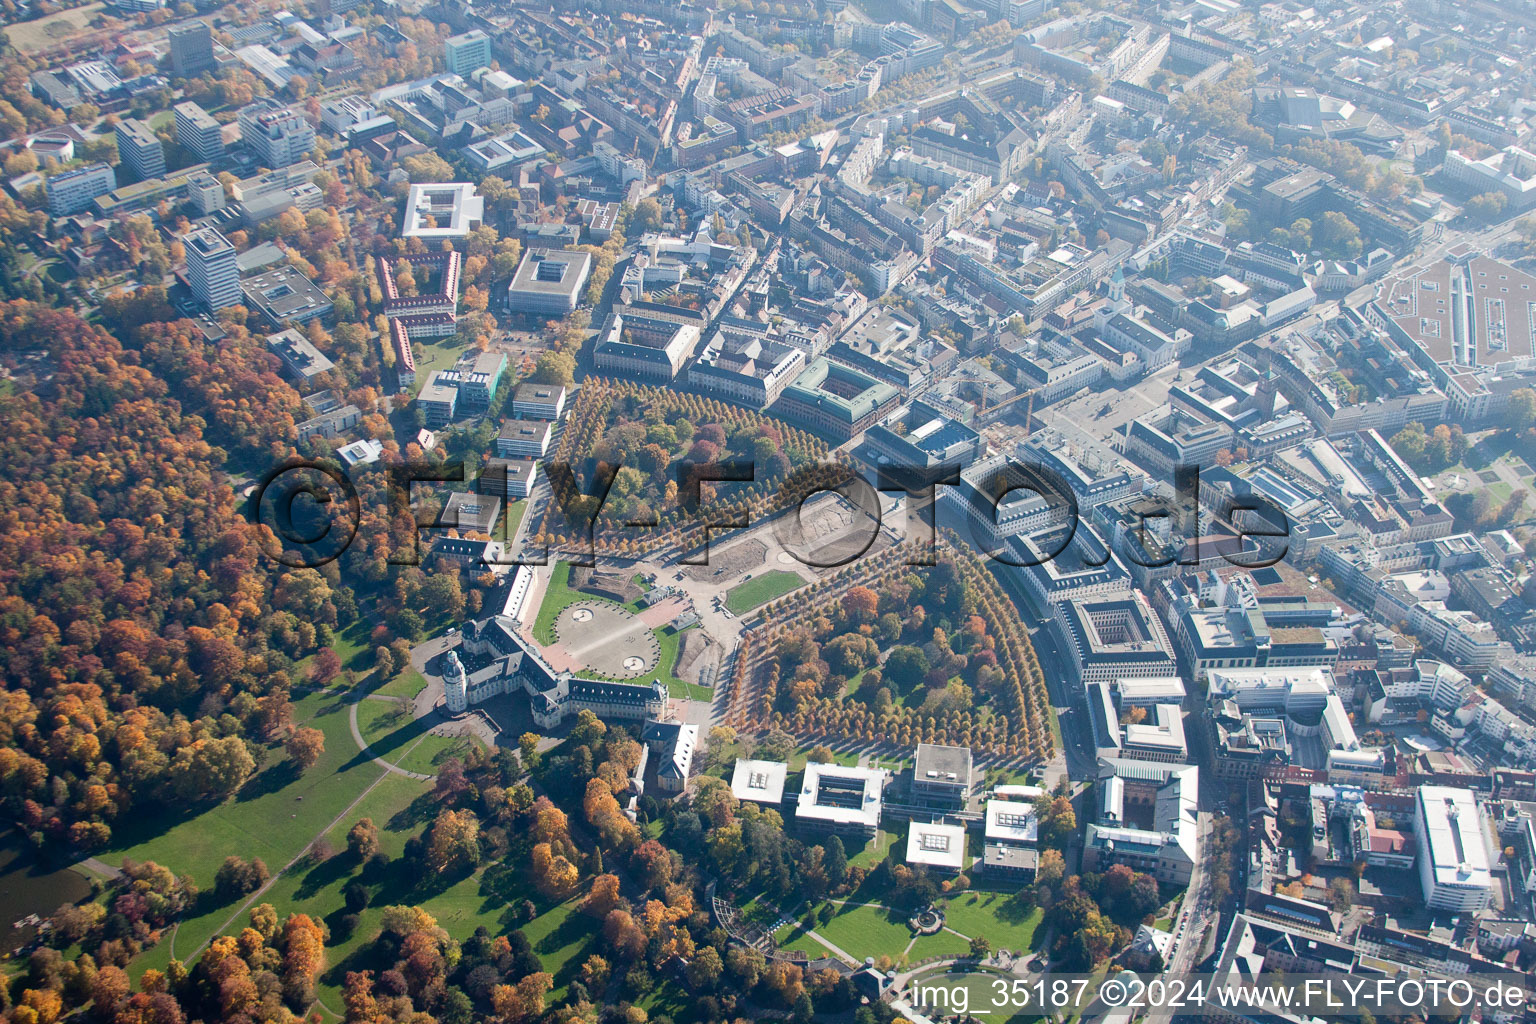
[976,386,1039,433]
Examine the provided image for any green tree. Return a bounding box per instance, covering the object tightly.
[1506,389,1536,432]
[1466,191,1509,224]
[634,197,664,232]
[531,350,576,387]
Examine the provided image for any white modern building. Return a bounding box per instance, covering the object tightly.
[44,162,116,216]
[238,100,316,168]
[401,183,485,239]
[906,821,967,874]
[1415,786,1493,913]
[730,758,789,805]
[795,763,887,836]
[174,100,224,163]
[184,226,242,311]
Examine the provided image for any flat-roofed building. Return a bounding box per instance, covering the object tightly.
[985,797,1039,846]
[496,419,554,459]
[511,383,567,420]
[115,118,165,182]
[482,457,538,499]
[174,101,224,162]
[1115,676,1186,706]
[402,182,485,239]
[168,20,216,76]
[444,29,492,77]
[238,99,316,168]
[1054,593,1177,686]
[906,821,967,874]
[418,371,459,427]
[508,248,593,315]
[730,758,789,804]
[266,327,334,382]
[45,162,116,216]
[437,491,502,535]
[912,743,972,807]
[184,226,242,311]
[456,351,508,411]
[795,763,887,836]
[1087,682,1187,762]
[241,265,334,327]
[1416,785,1492,913]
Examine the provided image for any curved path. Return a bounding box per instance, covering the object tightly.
[348,696,436,781]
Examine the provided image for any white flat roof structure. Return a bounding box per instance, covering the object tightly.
[993,784,1045,801]
[1418,785,1491,893]
[1115,676,1187,705]
[1122,704,1188,758]
[402,183,485,238]
[731,758,788,804]
[796,762,887,831]
[985,798,1039,845]
[906,821,967,871]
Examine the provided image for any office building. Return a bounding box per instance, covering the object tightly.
[507,248,592,315]
[730,759,789,805]
[1415,786,1493,913]
[168,21,216,76]
[794,763,888,836]
[905,822,967,874]
[183,227,242,311]
[241,265,334,326]
[511,382,566,420]
[912,743,973,807]
[401,182,484,239]
[237,100,316,168]
[174,101,224,162]
[115,118,165,182]
[187,171,225,214]
[45,162,116,216]
[265,328,334,383]
[495,419,554,459]
[444,30,492,77]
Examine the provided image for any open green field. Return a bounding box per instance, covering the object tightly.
[111,679,574,1018]
[356,695,482,775]
[504,498,529,543]
[776,902,915,962]
[816,903,915,959]
[4,3,107,53]
[848,826,900,870]
[410,337,466,392]
[937,894,1043,953]
[372,667,428,701]
[909,928,972,960]
[532,562,581,644]
[723,570,804,614]
[768,892,1043,969]
[108,688,390,979]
